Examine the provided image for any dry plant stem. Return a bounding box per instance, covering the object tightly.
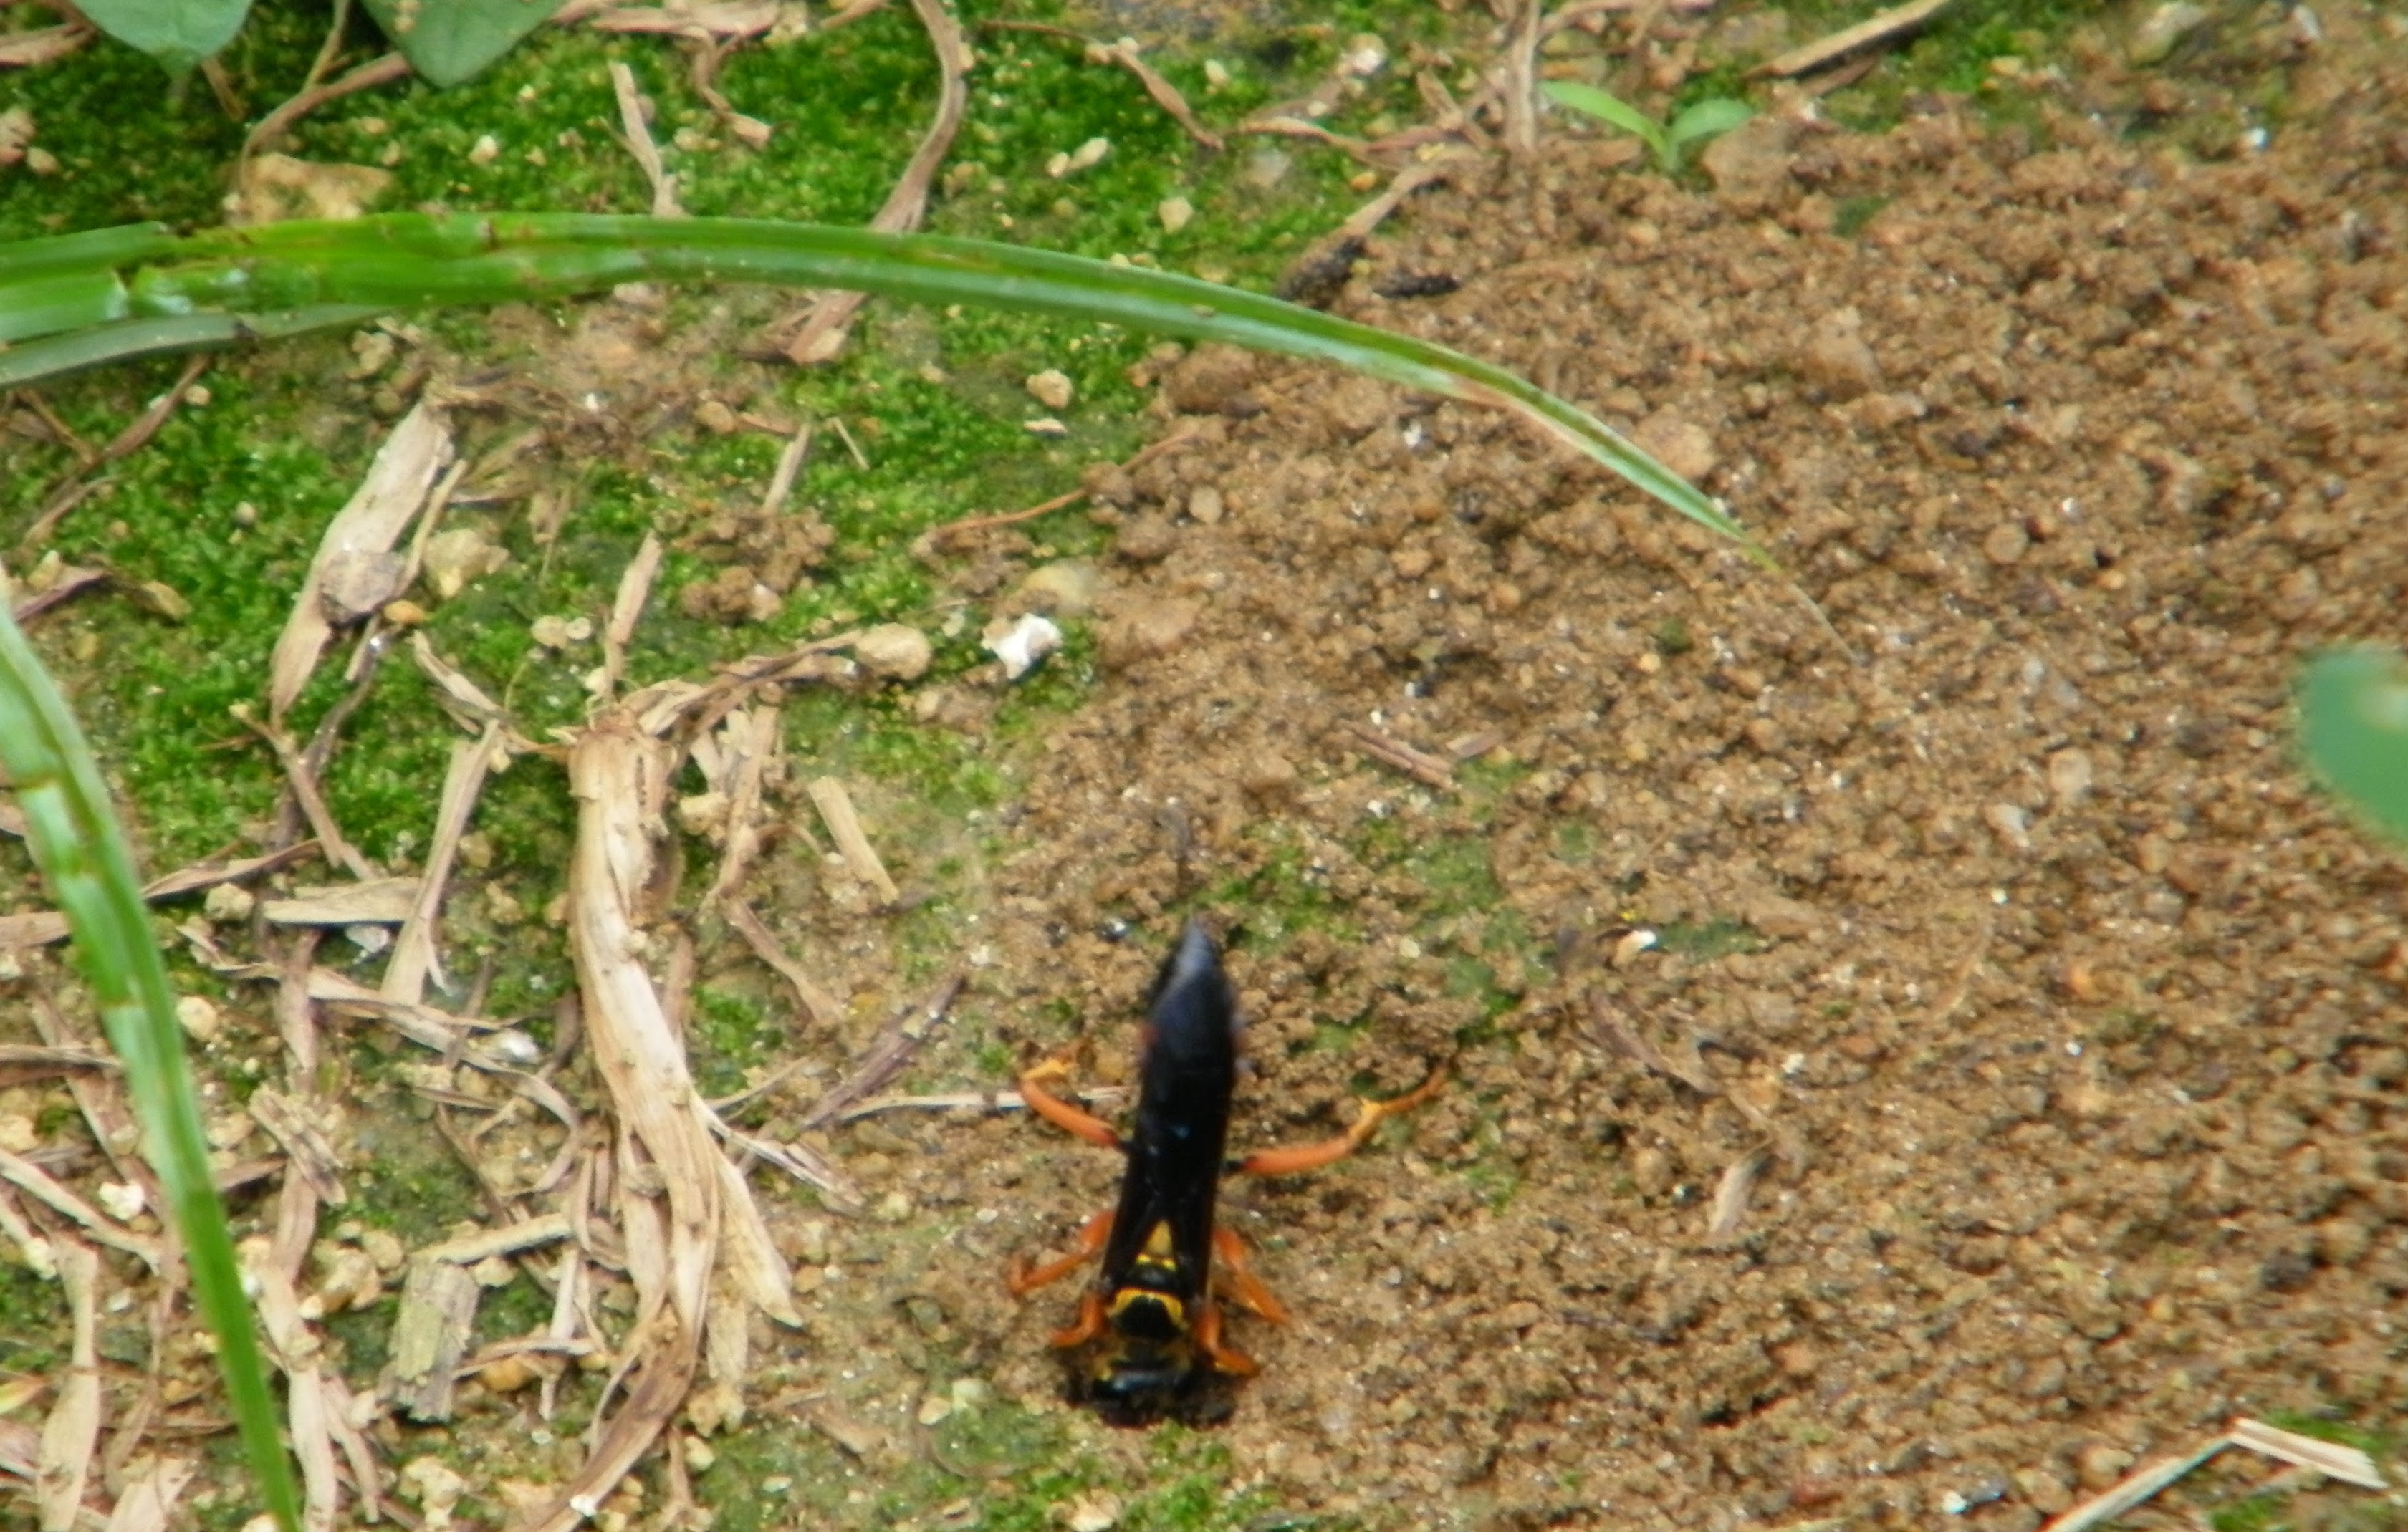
[686,38,772,148]
[528,705,797,1532]
[1340,721,1455,789]
[805,777,900,904]
[102,1458,197,1532]
[982,21,1223,150]
[383,722,503,1004]
[600,531,662,699]
[776,0,966,363]
[1754,0,1952,77]
[0,1147,159,1268]
[0,842,317,949]
[16,393,97,465]
[609,61,684,218]
[797,974,961,1130]
[241,11,406,161]
[9,564,111,625]
[35,1238,99,1532]
[724,898,845,1028]
[26,988,158,1230]
[1502,0,1541,153]
[829,415,870,468]
[927,426,1201,546]
[758,421,812,515]
[0,23,91,67]
[699,706,777,910]
[239,712,376,881]
[19,357,210,552]
[833,1084,1124,1122]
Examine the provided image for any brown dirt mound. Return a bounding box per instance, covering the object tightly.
[888,20,2408,1529]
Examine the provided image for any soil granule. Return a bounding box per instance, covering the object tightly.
[767,20,2408,1532]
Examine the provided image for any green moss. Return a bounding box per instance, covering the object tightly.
[1654,916,1767,959]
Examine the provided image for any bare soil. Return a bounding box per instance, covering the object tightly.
[779,9,2408,1528]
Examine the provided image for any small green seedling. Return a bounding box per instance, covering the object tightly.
[1543,81,1755,174]
[2298,647,2408,847]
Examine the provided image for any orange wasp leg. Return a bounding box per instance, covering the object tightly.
[1007,1208,1114,1296]
[1047,1289,1111,1351]
[1194,1300,1259,1377]
[1210,1225,1292,1325]
[1017,1061,1124,1152]
[1232,1066,1449,1178]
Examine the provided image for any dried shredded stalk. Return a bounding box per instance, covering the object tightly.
[774,0,966,363]
[797,975,961,1130]
[384,722,503,1003]
[0,842,315,950]
[700,706,779,910]
[2227,1417,2386,1489]
[267,400,452,721]
[0,23,91,67]
[262,877,419,926]
[35,1240,99,1532]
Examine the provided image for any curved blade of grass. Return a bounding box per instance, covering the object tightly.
[1542,81,1670,164]
[2298,647,2408,846]
[1666,99,1756,157]
[0,606,302,1532]
[0,213,1762,559]
[0,306,388,388]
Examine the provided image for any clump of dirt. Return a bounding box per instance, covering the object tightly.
[822,14,2408,1528]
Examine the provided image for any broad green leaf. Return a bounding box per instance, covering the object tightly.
[357,0,567,87]
[0,607,303,1532]
[72,0,251,72]
[1541,81,1669,160]
[1666,98,1756,153]
[2298,647,2408,846]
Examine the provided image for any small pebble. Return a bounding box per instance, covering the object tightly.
[1189,485,1225,524]
[854,623,933,682]
[1157,196,1194,233]
[468,134,500,165]
[1025,369,1074,410]
[1983,522,2030,565]
[177,995,224,1043]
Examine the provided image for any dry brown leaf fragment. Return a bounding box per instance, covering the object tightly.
[100,1456,196,1532]
[383,723,504,1004]
[263,877,423,927]
[270,403,453,720]
[383,1259,482,1422]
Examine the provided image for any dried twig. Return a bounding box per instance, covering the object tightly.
[758,420,813,516]
[833,1084,1124,1122]
[1340,721,1456,789]
[926,426,1203,547]
[806,777,901,905]
[983,21,1222,150]
[1753,0,1952,77]
[600,531,663,700]
[0,22,91,67]
[19,357,212,553]
[772,0,966,363]
[725,899,846,1028]
[798,975,962,1130]
[0,1148,157,1268]
[383,722,503,1003]
[0,842,318,950]
[609,60,684,218]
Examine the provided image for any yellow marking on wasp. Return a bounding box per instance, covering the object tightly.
[1142,1221,1176,1258]
[1108,1287,1186,1328]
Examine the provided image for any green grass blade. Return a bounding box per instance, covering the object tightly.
[2298,647,2408,846]
[1666,99,1755,155]
[1542,81,1670,163]
[0,607,302,1532]
[0,307,388,389]
[0,270,132,344]
[64,212,1756,555]
[0,223,180,283]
